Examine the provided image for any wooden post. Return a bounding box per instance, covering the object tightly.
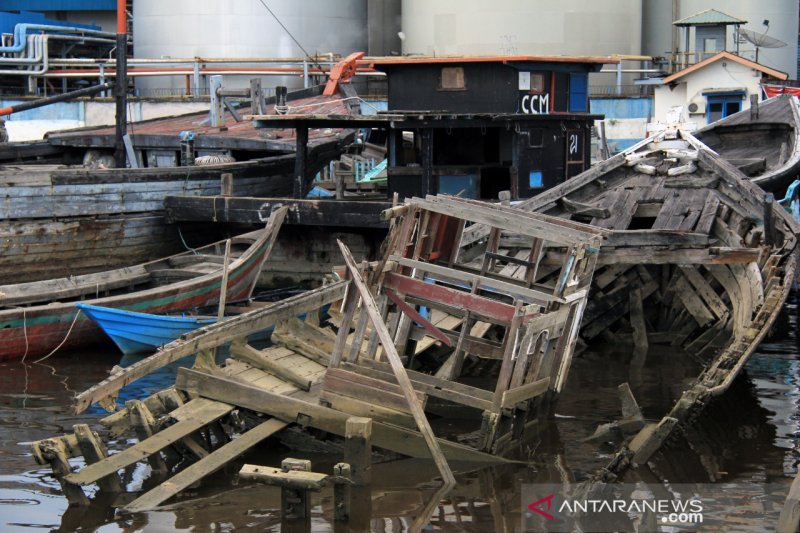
[344,417,372,485]
[126,400,168,474]
[294,126,309,199]
[282,458,312,524]
[332,463,351,522]
[220,172,234,197]
[32,439,89,506]
[337,240,456,487]
[420,128,434,196]
[73,424,123,493]
[217,239,232,321]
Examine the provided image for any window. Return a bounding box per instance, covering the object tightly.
[529,73,546,93]
[439,67,465,90]
[706,93,743,123]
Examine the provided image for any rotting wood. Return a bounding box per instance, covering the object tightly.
[72,280,347,414]
[66,398,233,486]
[337,239,456,487]
[175,367,507,464]
[124,418,288,513]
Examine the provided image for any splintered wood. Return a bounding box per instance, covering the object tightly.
[325,195,603,455]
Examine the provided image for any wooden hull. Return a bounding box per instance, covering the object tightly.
[76,303,216,356]
[693,94,800,192]
[0,209,286,361]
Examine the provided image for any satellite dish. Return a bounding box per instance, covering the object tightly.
[738,28,787,49]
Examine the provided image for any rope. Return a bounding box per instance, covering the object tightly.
[31,309,82,364]
[177,226,199,255]
[20,307,28,363]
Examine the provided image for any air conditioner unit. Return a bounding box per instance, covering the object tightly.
[687,97,706,114]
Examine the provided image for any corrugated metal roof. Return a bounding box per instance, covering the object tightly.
[674,9,747,27]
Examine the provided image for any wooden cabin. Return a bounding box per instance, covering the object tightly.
[366,55,616,199]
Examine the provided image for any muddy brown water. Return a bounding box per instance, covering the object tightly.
[0,296,798,531]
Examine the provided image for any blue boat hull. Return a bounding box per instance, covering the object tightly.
[76,303,216,355]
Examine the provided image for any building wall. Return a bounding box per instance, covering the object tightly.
[652,60,762,125]
[1,99,209,142]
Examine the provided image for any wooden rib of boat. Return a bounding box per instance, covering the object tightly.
[693,94,800,192]
[75,303,217,356]
[0,83,357,284]
[491,127,798,479]
[0,207,286,361]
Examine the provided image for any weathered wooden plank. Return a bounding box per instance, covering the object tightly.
[384,272,516,325]
[390,255,563,306]
[416,196,604,246]
[499,377,550,409]
[679,266,728,319]
[673,277,715,327]
[337,240,455,486]
[66,398,233,486]
[175,368,506,464]
[124,418,288,513]
[230,342,314,390]
[72,281,347,414]
[340,361,494,411]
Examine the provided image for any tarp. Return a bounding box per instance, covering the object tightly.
[763,84,800,99]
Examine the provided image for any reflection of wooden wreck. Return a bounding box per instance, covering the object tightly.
[474,128,798,480]
[31,195,603,511]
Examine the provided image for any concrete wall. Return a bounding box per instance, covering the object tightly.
[1,99,210,142]
[652,59,762,125]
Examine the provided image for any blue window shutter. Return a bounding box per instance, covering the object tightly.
[569,73,588,113]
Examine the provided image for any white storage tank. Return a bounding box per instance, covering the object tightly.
[132,0,368,94]
[399,0,643,57]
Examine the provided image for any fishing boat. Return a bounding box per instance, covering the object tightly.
[0,82,358,284]
[692,94,800,192]
[75,303,217,356]
[0,206,286,361]
[492,126,798,479]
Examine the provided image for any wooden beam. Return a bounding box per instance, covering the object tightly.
[384,272,517,325]
[337,240,456,487]
[175,367,507,464]
[385,289,452,347]
[230,342,313,390]
[66,399,233,486]
[124,418,288,512]
[72,281,347,414]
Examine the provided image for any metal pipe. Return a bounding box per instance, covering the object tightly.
[114,0,127,168]
[0,23,117,54]
[0,82,112,116]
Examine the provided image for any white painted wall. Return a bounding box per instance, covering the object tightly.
[4,100,211,142]
[653,60,763,126]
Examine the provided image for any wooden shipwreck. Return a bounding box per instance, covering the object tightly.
[31,195,603,511]
[461,127,799,479]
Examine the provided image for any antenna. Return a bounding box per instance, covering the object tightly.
[737,20,787,63]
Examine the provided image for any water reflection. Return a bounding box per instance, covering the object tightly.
[0,296,796,530]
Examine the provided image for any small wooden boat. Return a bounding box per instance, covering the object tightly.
[693,94,800,192]
[0,207,287,361]
[75,303,217,356]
